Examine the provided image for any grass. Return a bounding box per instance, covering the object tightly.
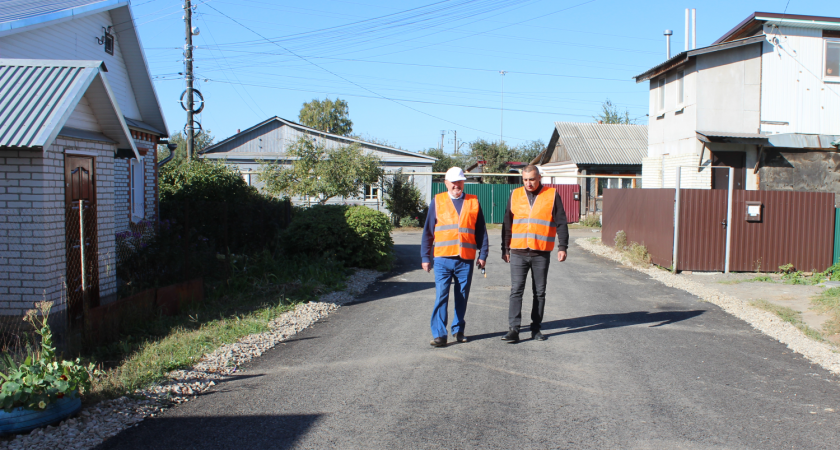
[717,275,775,285]
[750,299,825,342]
[812,287,840,337]
[82,253,348,402]
[610,230,650,267]
[579,214,601,228]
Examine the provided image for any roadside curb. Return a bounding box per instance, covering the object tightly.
[576,237,840,377]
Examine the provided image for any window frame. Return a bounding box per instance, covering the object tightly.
[658,77,666,112]
[129,157,145,222]
[677,70,685,105]
[825,38,840,82]
[364,184,380,200]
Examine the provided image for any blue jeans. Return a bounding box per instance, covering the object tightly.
[431,257,474,338]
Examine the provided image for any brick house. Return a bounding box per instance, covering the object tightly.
[0,0,169,323]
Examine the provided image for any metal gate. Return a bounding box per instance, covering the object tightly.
[431,183,580,224]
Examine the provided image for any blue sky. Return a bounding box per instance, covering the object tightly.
[134,0,839,152]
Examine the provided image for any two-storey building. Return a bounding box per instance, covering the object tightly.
[635,12,840,194]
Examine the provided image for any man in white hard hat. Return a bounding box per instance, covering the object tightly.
[420,167,489,347]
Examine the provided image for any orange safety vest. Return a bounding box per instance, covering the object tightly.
[433,192,479,259]
[509,186,557,252]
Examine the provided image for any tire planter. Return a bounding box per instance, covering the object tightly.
[0,396,82,435]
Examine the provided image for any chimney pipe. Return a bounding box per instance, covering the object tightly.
[691,8,697,49]
[664,30,673,59]
[685,9,690,51]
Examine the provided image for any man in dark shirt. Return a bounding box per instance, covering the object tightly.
[501,165,569,342]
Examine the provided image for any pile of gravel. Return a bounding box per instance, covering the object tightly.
[0,269,381,450]
[576,238,840,375]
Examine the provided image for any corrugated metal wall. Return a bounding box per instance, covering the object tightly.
[603,188,835,272]
[431,183,579,224]
[729,191,834,272]
[835,209,840,265]
[602,189,675,268]
[677,190,727,272]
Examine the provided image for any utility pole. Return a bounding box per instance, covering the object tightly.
[499,71,507,145]
[440,130,445,151]
[184,0,195,160]
[453,130,457,154]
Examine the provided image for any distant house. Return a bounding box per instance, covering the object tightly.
[532,122,647,216]
[635,12,840,195]
[199,117,436,213]
[0,0,169,320]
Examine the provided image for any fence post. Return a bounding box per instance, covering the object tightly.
[223,202,231,281]
[79,200,90,333]
[183,201,190,281]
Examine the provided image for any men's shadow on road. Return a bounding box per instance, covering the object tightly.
[467,310,705,342]
[542,310,706,337]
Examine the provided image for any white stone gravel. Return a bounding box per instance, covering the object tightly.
[576,237,840,376]
[0,269,381,450]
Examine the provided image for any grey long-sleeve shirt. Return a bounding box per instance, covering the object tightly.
[501,185,569,256]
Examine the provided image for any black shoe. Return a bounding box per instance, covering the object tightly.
[501,330,519,343]
[532,330,546,341]
[430,337,447,347]
[453,331,467,343]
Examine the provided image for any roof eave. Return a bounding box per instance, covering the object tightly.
[0,0,127,38]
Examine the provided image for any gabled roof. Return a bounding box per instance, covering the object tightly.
[0,59,137,156]
[715,12,840,45]
[536,122,647,166]
[201,116,436,161]
[633,35,766,83]
[0,1,169,137]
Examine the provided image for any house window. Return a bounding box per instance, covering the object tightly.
[104,32,114,55]
[658,78,666,111]
[677,70,685,104]
[826,40,840,80]
[364,185,380,200]
[130,158,144,221]
[242,173,252,186]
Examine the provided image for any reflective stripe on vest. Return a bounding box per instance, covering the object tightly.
[509,186,556,251]
[433,192,479,259]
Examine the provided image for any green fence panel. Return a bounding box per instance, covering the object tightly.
[430,183,522,224]
[835,208,840,265]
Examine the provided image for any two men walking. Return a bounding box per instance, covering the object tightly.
[421,165,569,346]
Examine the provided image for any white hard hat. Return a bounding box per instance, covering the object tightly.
[445,167,467,182]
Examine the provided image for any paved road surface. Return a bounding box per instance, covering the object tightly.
[98,230,840,449]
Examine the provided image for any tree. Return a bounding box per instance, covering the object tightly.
[468,139,519,184]
[299,98,353,136]
[514,140,545,164]
[594,99,635,124]
[382,169,426,223]
[422,148,472,175]
[157,130,215,164]
[258,137,382,204]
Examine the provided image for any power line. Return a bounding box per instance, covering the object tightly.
[201,1,540,141]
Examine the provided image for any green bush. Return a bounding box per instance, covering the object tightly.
[283,205,393,271]
[160,159,255,204]
[580,214,601,228]
[399,216,420,228]
[383,170,426,223]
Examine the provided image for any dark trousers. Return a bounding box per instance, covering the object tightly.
[508,252,550,332]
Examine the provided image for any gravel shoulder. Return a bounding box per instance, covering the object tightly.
[0,270,381,450]
[576,235,840,375]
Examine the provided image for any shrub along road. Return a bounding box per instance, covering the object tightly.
[97,230,840,449]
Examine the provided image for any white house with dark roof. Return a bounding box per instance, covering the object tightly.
[532,121,647,216]
[199,116,436,214]
[635,12,840,193]
[0,0,169,320]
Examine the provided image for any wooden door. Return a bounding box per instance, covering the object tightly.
[65,155,99,327]
[711,152,746,190]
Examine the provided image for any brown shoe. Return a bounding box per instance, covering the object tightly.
[430,337,447,347]
[453,331,467,343]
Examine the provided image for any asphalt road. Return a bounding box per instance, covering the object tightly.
[98,230,840,449]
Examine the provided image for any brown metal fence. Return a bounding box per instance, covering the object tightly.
[602,188,836,272]
[729,191,834,272]
[602,189,674,268]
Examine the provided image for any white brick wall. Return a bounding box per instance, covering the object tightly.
[0,138,119,315]
[641,154,711,189]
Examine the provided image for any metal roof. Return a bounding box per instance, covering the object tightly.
[545,122,648,166]
[0,0,123,34]
[0,59,136,154]
[634,35,766,83]
[715,12,840,44]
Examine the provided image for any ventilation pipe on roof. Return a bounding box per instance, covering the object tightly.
[685,9,690,51]
[664,30,673,59]
[692,8,697,49]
